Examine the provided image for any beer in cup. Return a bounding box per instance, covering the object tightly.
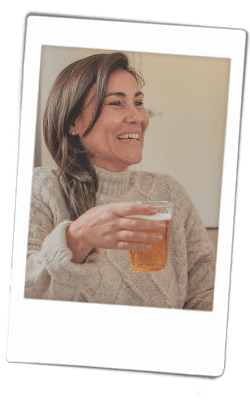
[128,201,173,272]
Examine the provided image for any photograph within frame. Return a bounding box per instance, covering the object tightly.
[26,44,230,310]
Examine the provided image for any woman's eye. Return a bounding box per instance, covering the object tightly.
[106,100,144,107]
[134,101,144,107]
[108,101,122,106]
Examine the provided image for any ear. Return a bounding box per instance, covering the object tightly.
[69,115,86,137]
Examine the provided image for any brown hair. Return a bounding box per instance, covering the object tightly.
[43,52,144,220]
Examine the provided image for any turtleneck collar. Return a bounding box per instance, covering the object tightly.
[93,165,131,197]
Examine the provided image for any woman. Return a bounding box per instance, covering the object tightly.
[25,52,215,310]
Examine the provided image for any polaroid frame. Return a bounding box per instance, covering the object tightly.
[7,15,246,376]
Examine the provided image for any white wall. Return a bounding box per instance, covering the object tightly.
[35,46,230,227]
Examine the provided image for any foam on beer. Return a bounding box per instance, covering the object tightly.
[127,212,172,220]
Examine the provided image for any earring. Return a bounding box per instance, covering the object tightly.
[71,130,76,136]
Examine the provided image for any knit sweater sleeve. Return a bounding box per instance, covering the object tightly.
[24,169,103,301]
[177,184,216,311]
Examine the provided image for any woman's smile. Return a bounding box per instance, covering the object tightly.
[116,132,140,141]
[74,69,149,172]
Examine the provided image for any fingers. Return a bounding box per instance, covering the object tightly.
[110,202,158,218]
[116,241,152,251]
[119,216,166,232]
[117,229,163,244]
[79,203,165,253]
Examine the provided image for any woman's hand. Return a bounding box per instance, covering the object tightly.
[66,202,165,263]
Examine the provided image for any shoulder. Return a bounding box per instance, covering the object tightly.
[131,170,195,221]
[32,166,63,194]
[31,167,63,204]
[32,167,60,187]
[131,170,187,200]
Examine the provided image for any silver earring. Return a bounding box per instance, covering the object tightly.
[71,130,76,136]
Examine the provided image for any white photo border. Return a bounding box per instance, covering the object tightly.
[7,15,246,377]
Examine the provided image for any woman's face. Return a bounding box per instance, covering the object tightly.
[75,69,149,172]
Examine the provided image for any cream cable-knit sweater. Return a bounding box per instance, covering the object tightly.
[24,166,215,310]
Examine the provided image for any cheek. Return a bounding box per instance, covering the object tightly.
[112,116,122,124]
[100,114,122,134]
[79,131,97,151]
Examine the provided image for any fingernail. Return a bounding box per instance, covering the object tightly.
[150,207,158,214]
[159,223,165,229]
[145,244,151,250]
[156,234,162,241]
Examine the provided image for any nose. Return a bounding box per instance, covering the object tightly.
[124,105,144,124]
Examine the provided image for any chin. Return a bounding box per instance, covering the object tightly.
[132,154,142,164]
[132,159,142,166]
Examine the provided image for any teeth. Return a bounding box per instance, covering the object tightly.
[117,133,139,141]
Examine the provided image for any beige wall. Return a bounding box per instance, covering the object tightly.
[139,52,230,227]
[35,46,80,168]
[35,46,230,227]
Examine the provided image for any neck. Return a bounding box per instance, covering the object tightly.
[93,165,131,197]
[91,159,129,173]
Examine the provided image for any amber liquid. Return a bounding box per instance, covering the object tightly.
[129,219,171,272]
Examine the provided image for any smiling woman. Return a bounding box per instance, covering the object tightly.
[74,69,149,172]
[43,53,146,218]
[24,52,215,310]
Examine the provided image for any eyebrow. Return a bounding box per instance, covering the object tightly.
[105,91,144,98]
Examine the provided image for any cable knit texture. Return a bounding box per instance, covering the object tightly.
[24,166,215,310]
